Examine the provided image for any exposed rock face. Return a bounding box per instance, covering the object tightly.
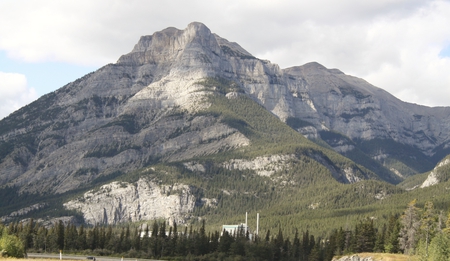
[222,154,296,177]
[0,21,449,201]
[332,255,373,261]
[64,178,202,225]
[421,157,450,188]
[0,203,47,223]
[282,64,450,156]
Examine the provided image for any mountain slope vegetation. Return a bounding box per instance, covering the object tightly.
[1,22,450,241]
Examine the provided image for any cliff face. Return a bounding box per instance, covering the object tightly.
[1,22,450,223]
[281,63,450,156]
[420,156,450,188]
[63,178,205,225]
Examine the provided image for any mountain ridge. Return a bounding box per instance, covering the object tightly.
[1,22,450,228]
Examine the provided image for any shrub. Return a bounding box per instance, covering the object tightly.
[0,231,26,258]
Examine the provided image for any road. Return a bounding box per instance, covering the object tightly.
[27,253,161,261]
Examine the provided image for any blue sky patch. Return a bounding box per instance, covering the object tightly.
[0,51,98,96]
[439,44,450,58]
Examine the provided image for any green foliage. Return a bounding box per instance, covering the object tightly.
[398,172,429,190]
[220,45,256,60]
[102,114,140,134]
[84,143,141,158]
[433,155,450,183]
[427,233,450,261]
[196,77,243,95]
[0,225,25,258]
[356,139,435,175]
[337,86,370,99]
[286,117,313,129]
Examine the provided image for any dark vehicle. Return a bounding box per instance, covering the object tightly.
[87,257,96,261]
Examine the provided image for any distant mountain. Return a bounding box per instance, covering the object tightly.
[1,22,450,231]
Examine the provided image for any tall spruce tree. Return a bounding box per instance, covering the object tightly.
[384,214,400,253]
[419,201,437,257]
[355,218,376,253]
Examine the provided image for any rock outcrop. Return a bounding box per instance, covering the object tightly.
[64,178,204,225]
[421,156,450,188]
[332,255,373,261]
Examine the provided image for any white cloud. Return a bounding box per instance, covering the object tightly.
[0,0,449,106]
[0,72,38,119]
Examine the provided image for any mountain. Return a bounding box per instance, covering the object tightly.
[1,22,450,232]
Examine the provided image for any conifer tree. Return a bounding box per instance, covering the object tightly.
[87,229,95,250]
[118,227,125,252]
[418,201,437,258]
[218,230,233,253]
[64,222,77,250]
[374,223,386,253]
[355,218,375,253]
[123,225,131,251]
[427,232,450,260]
[98,226,106,249]
[265,229,271,242]
[292,228,301,259]
[197,220,209,255]
[105,225,115,251]
[384,214,400,253]
[34,226,47,251]
[56,220,65,251]
[171,221,178,255]
[132,227,140,251]
[335,227,346,255]
[302,230,310,259]
[77,225,87,250]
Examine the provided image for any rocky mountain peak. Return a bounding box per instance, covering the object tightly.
[117,22,221,68]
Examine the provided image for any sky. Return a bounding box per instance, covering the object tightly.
[1,0,450,119]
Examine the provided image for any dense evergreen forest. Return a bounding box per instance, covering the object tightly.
[1,199,450,261]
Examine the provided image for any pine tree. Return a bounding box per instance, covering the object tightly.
[265,229,271,242]
[197,220,209,255]
[118,227,125,252]
[374,223,386,253]
[427,232,450,261]
[23,218,34,250]
[105,225,115,251]
[132,227,141,251]
[123,225,131,251]
[384,214,400,253]
[77,225,87,250]
[324,229,337,260]
[171,221,178,256]
[64,223,78,251]
[355,218,375,253]
[218,230,233,253]
[444,211,450,235]
[293,228,301,259]
[34,226,47,251]
[335,227,346,255]
[56,220,65,251]
[98,226,106,249]
[419,201,437,257]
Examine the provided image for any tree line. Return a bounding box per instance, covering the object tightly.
[2,199,450,260]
